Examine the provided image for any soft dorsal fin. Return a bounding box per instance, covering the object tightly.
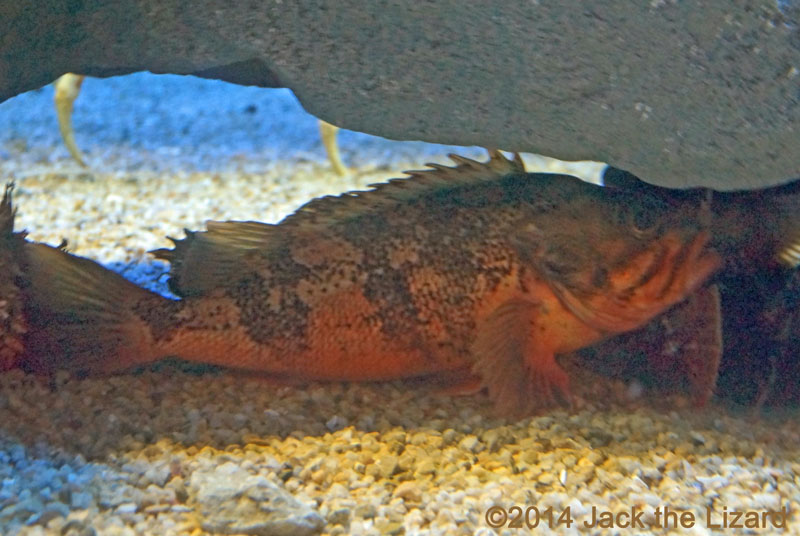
[151,221,278,297]
[280,150,525,230]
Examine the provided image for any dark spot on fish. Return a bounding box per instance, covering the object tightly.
[592,266,609,288]
[228,272,310,346]
[224,245,313,347]
[132,298,184,341]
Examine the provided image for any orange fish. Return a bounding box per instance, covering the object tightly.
[3,153,794,415]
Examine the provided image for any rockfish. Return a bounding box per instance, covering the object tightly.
[1,153,798,414]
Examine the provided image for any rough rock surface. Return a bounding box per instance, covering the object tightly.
[1,0,798,189]
[189,462,324,536]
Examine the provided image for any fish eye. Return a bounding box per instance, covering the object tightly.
[633,209,655,230]
[627,202,661,236]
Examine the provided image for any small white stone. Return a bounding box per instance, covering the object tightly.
[115,503,138,514]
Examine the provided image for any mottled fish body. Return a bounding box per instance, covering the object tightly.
[2,154,798,413]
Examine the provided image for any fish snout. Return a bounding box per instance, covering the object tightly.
[608,229,721,331]
[670,230,722,296]
[632,229,720,302]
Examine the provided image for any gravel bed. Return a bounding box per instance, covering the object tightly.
[0,74,798,535]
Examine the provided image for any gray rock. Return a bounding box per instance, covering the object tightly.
[0,1,798,189]
[69,491,94,510]
[0,496,43,522]
[326,508,351,527]
[188,462,324,536]
[26,501,70,525]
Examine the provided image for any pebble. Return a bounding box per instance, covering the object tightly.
[114,503,138,515]
[458,435,481,454]
[326,508,351,526]
[26,501,69,525]
[392,482,423,503]
[373,455,399,479]
[189,463,324,535]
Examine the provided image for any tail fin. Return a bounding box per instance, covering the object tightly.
[0,183,28,371]
[151,220,277,297]
[18,241,165,375]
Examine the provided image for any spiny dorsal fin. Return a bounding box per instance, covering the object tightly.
[150,221,278,297]
[281,150,525,229]
[150,151,524,295]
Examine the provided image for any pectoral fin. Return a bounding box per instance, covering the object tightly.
[637,284,722,405]
[472,299,571,416]
[672,284,722,406]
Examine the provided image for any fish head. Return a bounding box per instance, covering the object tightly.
[603,167,800,275]
[514,174,721,334]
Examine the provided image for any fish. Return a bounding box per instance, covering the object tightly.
[2,152,797,415]
[576,167,800,406]
[0,184,28,371]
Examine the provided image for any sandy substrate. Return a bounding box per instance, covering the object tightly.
[1,74,799,535]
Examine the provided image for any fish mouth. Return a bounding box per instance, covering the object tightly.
[548,230,722,334]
